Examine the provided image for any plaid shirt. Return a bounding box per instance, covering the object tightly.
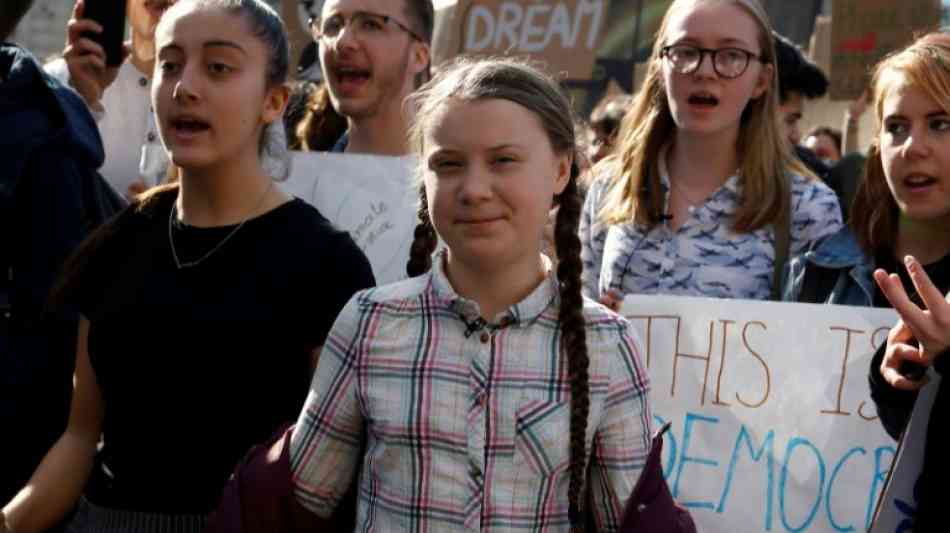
[291,254,652,531]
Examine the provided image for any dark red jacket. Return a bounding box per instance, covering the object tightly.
[206,423,694,532]
[204,424,357,533]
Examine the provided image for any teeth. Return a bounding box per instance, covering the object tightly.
[906,175,934,184]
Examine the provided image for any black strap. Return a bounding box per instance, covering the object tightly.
[771,189,792,301]
[797,264,840,304]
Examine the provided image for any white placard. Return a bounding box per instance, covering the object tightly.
[282,151,418,285]
[620,295,899,532]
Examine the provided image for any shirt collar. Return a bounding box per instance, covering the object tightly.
[805,228,870,269]
[428,249,559,327]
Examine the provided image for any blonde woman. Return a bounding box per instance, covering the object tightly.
[580,0,842,306]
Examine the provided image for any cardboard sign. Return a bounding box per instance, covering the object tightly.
[621,295,898,532]
[454,0,611,80]
[281,152,419,285]
[870,371,941,532]
[830,0,941,100]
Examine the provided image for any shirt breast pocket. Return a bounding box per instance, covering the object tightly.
[514,399,572,480]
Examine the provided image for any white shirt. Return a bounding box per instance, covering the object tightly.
[281,152,419,285]
[45,58,168,196]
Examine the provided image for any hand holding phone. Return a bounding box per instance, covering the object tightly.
[80,0,126,67]
[63,0,127,106]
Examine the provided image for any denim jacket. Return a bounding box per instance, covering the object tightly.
[783,228,876,306]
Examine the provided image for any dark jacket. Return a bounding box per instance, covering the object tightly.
[207,424,696,533]
[869,347,950,533]
[0,42,114,503]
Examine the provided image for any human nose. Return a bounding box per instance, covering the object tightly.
[693,50,716,78]
[458,167,493,205]
[172,64,200,103]
[330,20,360,51]
[901,125,931,160]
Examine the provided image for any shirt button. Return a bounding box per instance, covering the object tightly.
[661,258,674,272]
[139,77,148,87]
[146,132,157,142]
[476,394,486,407]
[479,332,490,344]
[470,465,481,478]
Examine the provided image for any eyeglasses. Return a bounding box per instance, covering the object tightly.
[309,11,422,43]
[661,44,765,79]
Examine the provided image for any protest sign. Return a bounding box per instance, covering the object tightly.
[453,0,611,80]
[870,372,941,532]
[621,295,898,532]
[281,152,418,285]
[829,0,940,100]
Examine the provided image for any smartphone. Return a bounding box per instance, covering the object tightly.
[81,0,127,67]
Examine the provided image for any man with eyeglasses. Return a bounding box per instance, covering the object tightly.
[311,0,433,155]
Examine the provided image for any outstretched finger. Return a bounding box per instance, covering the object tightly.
[904,256,947,317]
[874,269,926,332]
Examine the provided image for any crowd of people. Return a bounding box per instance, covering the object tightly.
[1,0,948,531]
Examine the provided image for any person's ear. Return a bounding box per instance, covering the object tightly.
[751,62,773,99]
[262,82,290,125]
[410,41,430,79]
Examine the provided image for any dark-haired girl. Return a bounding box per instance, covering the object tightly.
[1,1,373,531]
[290,57,652,531]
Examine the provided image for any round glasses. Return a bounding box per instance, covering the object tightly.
[661,44,765,79]
[309,11,422,43]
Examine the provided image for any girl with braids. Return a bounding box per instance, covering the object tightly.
[290,57,653,531]
[1,1,373,531]
[581,0,843,306]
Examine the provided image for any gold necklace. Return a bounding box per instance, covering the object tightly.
[168,181,274,269]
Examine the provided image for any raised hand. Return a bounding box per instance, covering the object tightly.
[874,256,950,390]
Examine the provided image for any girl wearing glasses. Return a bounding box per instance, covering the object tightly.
[580,0,842,306]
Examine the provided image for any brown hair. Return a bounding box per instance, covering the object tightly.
[851,32,950,255]
[599,0,812,232]
[293,83,348,151]
[405,57,592,528]
[805,126,842,156]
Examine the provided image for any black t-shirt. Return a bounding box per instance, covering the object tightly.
[75,190,375,513]
[873,251,950,308]
[867,250,950,530]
